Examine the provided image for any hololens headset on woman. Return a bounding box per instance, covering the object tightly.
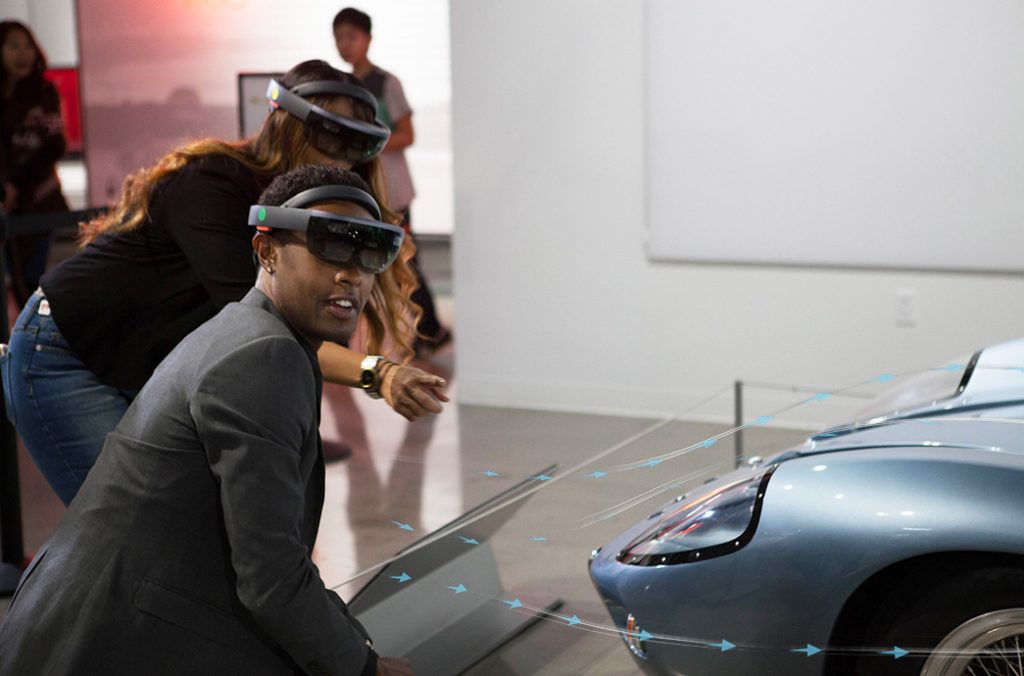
[267,78,390,164]
[249,185,404,274]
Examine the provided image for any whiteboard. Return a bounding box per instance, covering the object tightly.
[646,0,1024,272]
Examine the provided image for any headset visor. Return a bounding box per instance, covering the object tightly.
[267,79,390,164]
[251,205,404,274]
[304,109,389,164]
[306,213,404,273]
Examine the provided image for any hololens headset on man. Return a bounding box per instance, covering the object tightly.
[249,185,404,274]
[267,78,390,164]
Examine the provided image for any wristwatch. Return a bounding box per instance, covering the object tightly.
[359,355,384,399]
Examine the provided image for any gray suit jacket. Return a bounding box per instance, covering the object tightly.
[0,289,377,676]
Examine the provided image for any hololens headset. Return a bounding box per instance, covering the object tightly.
[250,185,404,274]
[267,78,390,164]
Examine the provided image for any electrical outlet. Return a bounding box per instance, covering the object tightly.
[895,288,917,327]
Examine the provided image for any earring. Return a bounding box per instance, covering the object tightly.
[264,265,275,275]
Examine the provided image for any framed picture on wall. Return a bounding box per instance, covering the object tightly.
[237,72,282,139]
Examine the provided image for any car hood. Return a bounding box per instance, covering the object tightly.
[839,338,1024,429]
[784,412,1024,465]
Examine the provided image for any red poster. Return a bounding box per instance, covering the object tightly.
[44,68,82,155]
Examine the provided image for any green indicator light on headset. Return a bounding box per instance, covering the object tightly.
[258,207,267,222]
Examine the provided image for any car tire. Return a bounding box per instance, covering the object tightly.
[844,565,1024,676]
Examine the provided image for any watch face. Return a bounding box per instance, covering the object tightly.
[361,370,375,387]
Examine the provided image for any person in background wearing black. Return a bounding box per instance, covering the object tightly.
[0,20,69,307]
[333,7,452,358]
[0,59,448,506]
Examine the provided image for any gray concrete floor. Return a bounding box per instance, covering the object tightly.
[0,237,809,674]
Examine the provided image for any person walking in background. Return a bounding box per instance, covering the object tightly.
[0,20,69,307]
[333,7,452,358]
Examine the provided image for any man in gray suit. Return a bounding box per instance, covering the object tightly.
[0,165,421,675]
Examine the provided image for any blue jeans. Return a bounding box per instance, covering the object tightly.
[1,290,135,505]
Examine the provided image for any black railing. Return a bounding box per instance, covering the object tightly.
[732,379,874,467]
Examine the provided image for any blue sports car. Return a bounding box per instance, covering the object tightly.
[589,338,1024,676]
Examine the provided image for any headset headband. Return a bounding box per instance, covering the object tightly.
[281,185,382,220]
[270,79,382,119]
[272,79,378,117]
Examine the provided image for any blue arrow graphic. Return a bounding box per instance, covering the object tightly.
[531,474,553,481]
[585,471,608,478]
[531,536,548,542]
[632,629,653,642]
[448,584,467,594]
[880,647,908,660]
[457,535,479,545]
[391,520,414,531]
[481,470,500,477]
[701,438,717,448]
[792,644,821,656]
[876,374,896,383]
[753,416,773,426]
[709,639,735,652]
[502,598,523,609]
[390,573,411,583]
[643,459,663,467]
[811,393,831,402]
[563,614,582,626]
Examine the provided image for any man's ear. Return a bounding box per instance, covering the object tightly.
[252,232,278,272]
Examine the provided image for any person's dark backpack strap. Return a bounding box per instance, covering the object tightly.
[359,68,386,101]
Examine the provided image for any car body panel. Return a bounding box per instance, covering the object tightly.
[589,339,1024,675]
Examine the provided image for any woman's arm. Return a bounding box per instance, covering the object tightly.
[384,114,414,151]
[317,341,448,420]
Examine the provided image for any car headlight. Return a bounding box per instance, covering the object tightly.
[617,466,775,566]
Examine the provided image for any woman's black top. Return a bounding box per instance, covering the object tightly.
[40,154,265,390]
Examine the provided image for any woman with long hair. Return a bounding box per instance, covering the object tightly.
[0,59,447,505]
[0,20,69,306]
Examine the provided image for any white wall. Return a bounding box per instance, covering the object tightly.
[450,0,1024,429]
[646,0,1024,274]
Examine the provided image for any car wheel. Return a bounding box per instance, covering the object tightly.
[847,566,1024,676]
[919,608,1024,675]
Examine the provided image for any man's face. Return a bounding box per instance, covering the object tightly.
[334,23,371,65]
[270,201,376,347]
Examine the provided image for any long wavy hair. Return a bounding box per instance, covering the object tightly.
[0,21,48,96]
[80,59,420,359]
